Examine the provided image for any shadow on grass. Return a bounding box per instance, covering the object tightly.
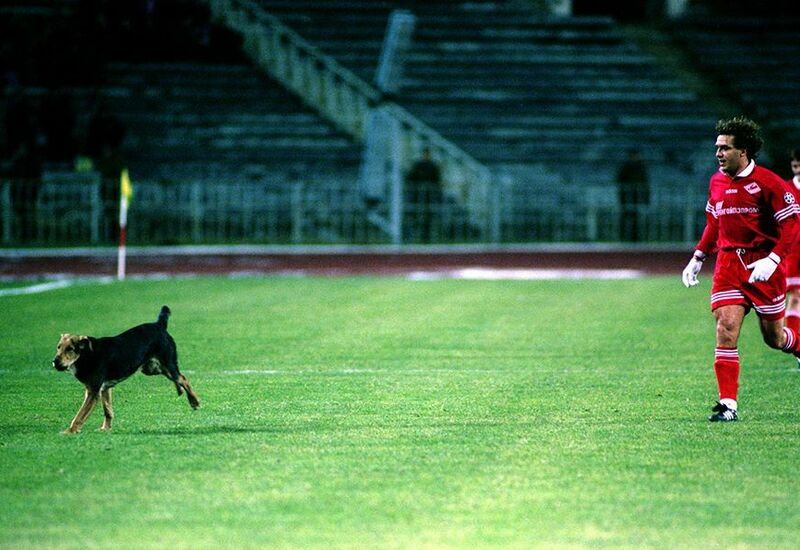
[1,423,56,435]
[0,423,289,437]
[124,424,289,436]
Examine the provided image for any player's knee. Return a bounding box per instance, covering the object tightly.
[715,321,739,346]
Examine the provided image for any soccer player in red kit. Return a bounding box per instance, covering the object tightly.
[782,149,800,345]
[681,117,800,421]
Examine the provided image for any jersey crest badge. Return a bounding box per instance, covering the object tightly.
[785,192,796,204]
[744,182,761,194]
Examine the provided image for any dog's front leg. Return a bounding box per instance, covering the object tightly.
[100,387,113,431]
[63,387,99,434]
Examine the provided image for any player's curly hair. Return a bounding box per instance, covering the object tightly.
[715,116,764,159]
[791,148,800,162]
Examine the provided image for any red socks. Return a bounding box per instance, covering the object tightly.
[714,347,740,401]
[782,326,800,355]
[712,327,800,407]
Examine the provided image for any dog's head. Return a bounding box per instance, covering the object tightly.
[52,334,92,371]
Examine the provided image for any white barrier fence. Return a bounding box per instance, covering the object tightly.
[0,176,704,246]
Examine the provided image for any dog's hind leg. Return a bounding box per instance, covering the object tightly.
[164,366,200,409]
[100,388,113,431]
[64,387,100,434]
[176,374,200,409]
[162,346,200,409]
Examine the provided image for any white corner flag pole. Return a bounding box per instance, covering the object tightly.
[117,194,128,280]
[117,168,132,280]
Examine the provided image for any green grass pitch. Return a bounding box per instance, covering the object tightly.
[2,275,800,548]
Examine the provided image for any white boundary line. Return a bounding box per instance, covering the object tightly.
[0,266,644,293]
[0,280,76,297]
[0,277,115,297]
[408,268,644,280]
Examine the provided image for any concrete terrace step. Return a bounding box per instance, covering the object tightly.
[101,61,362,182]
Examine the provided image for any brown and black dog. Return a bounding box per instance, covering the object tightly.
[52,306,199,433]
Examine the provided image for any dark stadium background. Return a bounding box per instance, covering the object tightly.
[0,0,797,277]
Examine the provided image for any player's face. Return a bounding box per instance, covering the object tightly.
[715,134,748,177]
[791,159,800,177]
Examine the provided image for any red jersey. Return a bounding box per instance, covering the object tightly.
[696,161,799,260]
[785,176,800,286]
[789,176,800,197]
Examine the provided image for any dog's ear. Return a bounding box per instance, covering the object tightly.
[78,336,93,352]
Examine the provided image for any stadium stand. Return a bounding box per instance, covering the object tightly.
[672,15,800,173]
[1,1,363,186]
[4,0,797,245]
[254,0,717,189]
[102,62,361,186]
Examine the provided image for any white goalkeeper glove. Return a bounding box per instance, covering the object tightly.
[747,252,781,283]
[681,251,705,288]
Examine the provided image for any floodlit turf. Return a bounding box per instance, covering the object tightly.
[2,275,800,548]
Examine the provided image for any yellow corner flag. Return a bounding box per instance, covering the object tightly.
[121,167,133,202]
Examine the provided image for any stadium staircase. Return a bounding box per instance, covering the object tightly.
[240,0,718,212]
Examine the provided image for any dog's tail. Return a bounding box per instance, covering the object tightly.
[157,305,171,328]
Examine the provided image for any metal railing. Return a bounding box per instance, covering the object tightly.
[0,176,705,247]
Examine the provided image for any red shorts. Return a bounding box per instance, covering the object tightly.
[785,248,800,291]
[710,249,786,320]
